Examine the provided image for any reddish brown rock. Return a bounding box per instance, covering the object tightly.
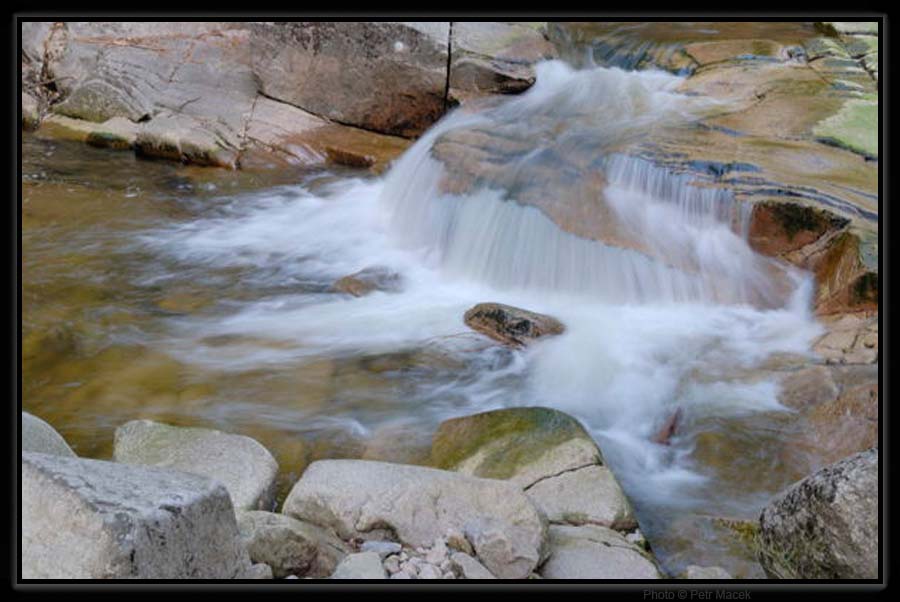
[463,303,564,348]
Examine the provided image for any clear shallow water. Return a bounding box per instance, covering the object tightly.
[23,62,827,578]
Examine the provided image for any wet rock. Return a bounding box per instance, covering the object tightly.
[463,303,565,347]
[652,406,683,445]
[282,459,548,579]
[781,375,877,476]
[22,412,76,457]
[538,524,663,579]
[330,552,387,579]
[748,200,849,259]
[40,114,138,150]
[331,266,403,297]
[776,365,840,410]
[681,565,734,579]
[114,419,279,511]
[250,22,449,138]
[758,448,877,579]
[525,464,637,531]
[449,23,556,101]
[813,312,878,364]
[431,407,600,486]
[22,451,251,578]
[135,113,239,168]
[813,97,877,159]
[237,510,349,578]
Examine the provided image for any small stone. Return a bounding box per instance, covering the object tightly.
[449,552,496,579]
[418,564,442,580]
[384,555,401,574]
[330,552,387,579]
[442,571,455,579]
[361,540,403,559]
[425,539,448,565]
[391,570,414,579]
[285,575,299,579]
[445,528,474,555]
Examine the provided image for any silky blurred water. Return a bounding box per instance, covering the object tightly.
[22,61,827,578]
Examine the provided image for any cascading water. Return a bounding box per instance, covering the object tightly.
[142,60,825,576]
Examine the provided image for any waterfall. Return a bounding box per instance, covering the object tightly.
[379,60,807,309]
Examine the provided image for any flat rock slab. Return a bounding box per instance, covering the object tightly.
[282,459,548,579]
[238,510,349,578]
[758,447,878,579]
[539,524,663,580]
[22,412,76,457]
[22,451,250,579]
[114,419,278,511]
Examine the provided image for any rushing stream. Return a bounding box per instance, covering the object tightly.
[23,60,828,578]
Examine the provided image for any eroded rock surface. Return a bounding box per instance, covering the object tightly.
[758,448,878,579]
[22,451,251,579]
[463,303,565,347]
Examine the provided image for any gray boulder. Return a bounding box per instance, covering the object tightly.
[22,412,75,457]
[22,451,251,579]
[282,459,548,579]
[538,524,663,580]
[113,420,278,511]
[237,510,349,578]
[757,447,878,579]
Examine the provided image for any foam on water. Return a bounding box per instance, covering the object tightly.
[142,61,824,520]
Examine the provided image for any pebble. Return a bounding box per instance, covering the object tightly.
[418,564,442,580]
[391,570,414,579]
[425,539,448,565]
[383,555,401,574]
[361,540,403,559]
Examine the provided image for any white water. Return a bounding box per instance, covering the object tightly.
[142,62,824,531]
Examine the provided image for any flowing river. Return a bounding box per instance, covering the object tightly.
[22,59,829,578]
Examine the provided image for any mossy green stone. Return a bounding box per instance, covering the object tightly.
[814,98,878,158]
[430,407,601,482]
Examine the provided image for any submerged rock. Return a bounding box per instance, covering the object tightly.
[331,266,403,297]
[282,459,548,579]
[113,419,279,511]
[22,412,76,457]
[538,524,663,579]
[237,510,349,578]
[22,451,251,578]
[463,303,564,347]
[757,447,877,579]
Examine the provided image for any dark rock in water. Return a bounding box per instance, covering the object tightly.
[652,407,683,446]
[757,447,877,579]
[331,266,403,297]
[463,302,564,347]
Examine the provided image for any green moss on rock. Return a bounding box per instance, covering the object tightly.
[813,98,878,158]
[430,407,601,482]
